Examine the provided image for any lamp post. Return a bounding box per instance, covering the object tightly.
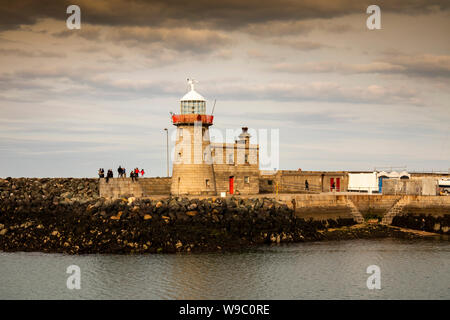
[164,128,169,177]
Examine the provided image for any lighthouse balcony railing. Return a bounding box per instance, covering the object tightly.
[172,114,214,125]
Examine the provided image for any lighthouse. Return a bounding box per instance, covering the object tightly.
[171,79,217,195]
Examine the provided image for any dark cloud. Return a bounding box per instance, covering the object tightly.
[104,27,232,53]
[1,0,449,31]
[51,24,232,54]
[0,0,70,31]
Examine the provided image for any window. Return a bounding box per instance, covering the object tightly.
[206,179,210,188]
[245,154,248,163]
[268,180,273,185]
[228,153,234,164]
[244,176,249,184]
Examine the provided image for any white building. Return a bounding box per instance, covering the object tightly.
[348,171,411,193]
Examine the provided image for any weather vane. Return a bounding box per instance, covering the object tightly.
[187,78,198,91]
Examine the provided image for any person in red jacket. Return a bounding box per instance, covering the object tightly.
[141,169,145,177]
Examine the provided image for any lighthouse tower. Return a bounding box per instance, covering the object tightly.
[171,79,216,195]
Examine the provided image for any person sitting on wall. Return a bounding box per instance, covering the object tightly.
[98,168,104,179]
[305,180,309,191]
[106,169,113,183]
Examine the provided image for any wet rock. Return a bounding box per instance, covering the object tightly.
[110,211,123,220]
[187,203,197,210]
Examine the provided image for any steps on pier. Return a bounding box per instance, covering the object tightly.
[345,199,365,224]
[382,196,410,225]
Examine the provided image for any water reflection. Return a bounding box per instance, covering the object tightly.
[0,239,449,300]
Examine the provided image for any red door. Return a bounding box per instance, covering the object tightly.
[330,178,334,191]
[229,176,234,194]
[336,178,341,192]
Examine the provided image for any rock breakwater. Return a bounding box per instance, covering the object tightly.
[0,178,447,254]
[0,178,353,253]
[0,178,99,203]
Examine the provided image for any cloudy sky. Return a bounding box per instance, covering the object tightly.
[0,0,449,177]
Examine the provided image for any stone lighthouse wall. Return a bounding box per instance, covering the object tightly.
[171,164,217,195]
[171,124,217,195]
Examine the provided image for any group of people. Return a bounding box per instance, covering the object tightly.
[97,168,115,182]
[98,166,146,182]
[130,168,145,181]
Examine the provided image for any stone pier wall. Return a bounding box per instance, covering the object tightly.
[347,195,401,218]
[270,194,450,223]
[99,178,171,198]
[390,196,450,234]
[401,196,450,216]
[276,194,355,221]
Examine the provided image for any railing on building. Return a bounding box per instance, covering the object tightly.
[172,114,214,125]
[277,182,323,193]
[347,187,380,193]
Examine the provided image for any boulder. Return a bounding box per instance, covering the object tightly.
[186,211,198,217]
